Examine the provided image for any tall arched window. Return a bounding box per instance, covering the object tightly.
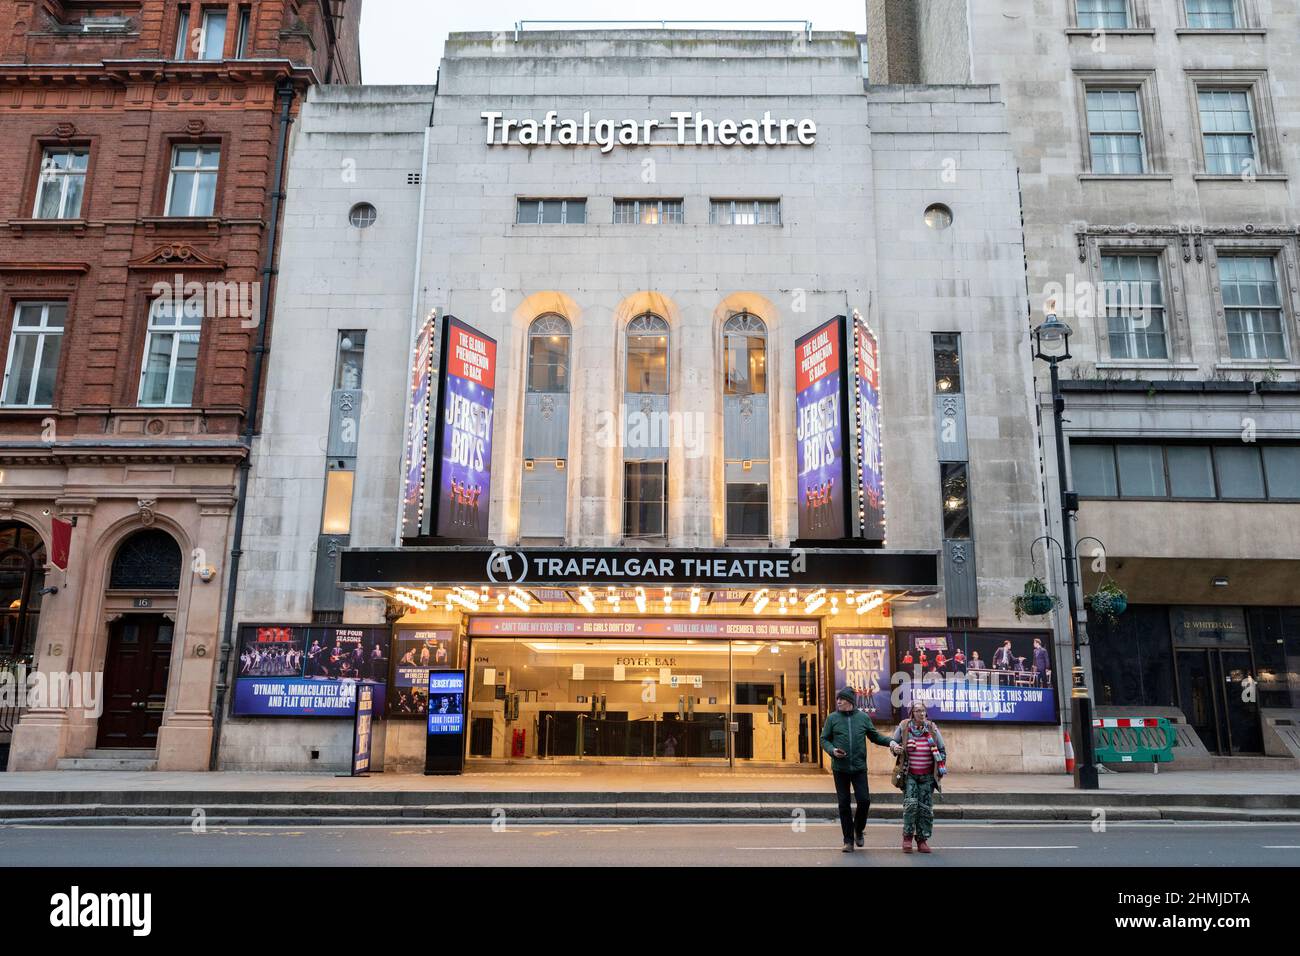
[109,529,182,591]
[722,311,770,539]
[623,312,670,539]
[625,313,669,394]
[0,522,46,670]
[527,314,571,392]
[723,312,767,396]
[520,314,572,540]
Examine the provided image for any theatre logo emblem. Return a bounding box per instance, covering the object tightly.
[49,886,151,937]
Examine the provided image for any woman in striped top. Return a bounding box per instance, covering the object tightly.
[889,701,947,853]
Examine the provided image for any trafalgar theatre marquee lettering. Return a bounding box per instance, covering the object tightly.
[482,111,817,152]
[339,546,939,591]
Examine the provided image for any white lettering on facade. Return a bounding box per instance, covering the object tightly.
[483,110,816,151]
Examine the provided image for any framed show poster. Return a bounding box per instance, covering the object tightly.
[231,624,389,717]
[426,315,497,540]
[794,316,851,541]
[830,630,894,722]
[388,627,459,717]
[893,628,1059,724]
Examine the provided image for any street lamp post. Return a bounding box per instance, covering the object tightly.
[1032,307,1100,790]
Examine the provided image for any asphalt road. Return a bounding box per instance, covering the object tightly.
[1,821,1297,867]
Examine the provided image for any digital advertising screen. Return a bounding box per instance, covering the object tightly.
[426,671,466,735]
[431,315,497,539]
[232,624,389,717]
[795,316,848,540]
[894,628,1059,724]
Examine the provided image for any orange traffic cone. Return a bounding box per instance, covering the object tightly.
[1063,730,1076,774]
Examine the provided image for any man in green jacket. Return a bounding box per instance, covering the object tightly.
[821,686,895,853]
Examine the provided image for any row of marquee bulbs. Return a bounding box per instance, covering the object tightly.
[389,585,887,616]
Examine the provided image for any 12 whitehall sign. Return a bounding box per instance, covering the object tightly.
[482,111,817,152]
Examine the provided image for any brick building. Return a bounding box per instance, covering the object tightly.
[0,1,361,771]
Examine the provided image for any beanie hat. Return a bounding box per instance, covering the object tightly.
[836,687,857,705]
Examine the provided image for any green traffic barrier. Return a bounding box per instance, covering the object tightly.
[1091,717,1176,768]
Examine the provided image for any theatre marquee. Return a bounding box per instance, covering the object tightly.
[339,546,938,591]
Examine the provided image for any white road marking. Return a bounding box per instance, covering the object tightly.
[738,845,1079,851]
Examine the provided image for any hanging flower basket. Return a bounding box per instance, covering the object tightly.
[1012,577,1059,621]
[1085,579,1128,623]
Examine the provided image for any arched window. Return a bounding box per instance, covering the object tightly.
[109,529,182,591]
[625,312,669,394]
[622,313,670,539]
[520,314,573,540]
[527,314,571,393]
[722,311,771,540]
[723,312,767,396]
[0,522,46,669]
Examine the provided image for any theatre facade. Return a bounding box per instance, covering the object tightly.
[219,30,1061,773]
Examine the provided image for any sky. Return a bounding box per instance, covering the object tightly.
[359,0,867,85]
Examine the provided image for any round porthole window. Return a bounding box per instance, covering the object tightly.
[924,203,953,230]
[348,202,377,228]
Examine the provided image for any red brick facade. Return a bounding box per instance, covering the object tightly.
[0,1,360,441]
[0,1,361,771]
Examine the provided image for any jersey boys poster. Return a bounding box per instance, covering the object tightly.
[390,628,457,717]
[795,317,848,539]
[832,632,894,720]
[853,313,885,542]
[430,315,497,539]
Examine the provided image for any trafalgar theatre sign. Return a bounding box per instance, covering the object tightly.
[482,110,817,152]
[339,545,937,591]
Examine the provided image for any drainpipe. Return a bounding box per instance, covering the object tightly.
[208,79,297,770]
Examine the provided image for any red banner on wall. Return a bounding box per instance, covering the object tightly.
[50,517,72,570]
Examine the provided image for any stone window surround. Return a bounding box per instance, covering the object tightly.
[1176,0,1261,31]
[0,269,83,413]
[130,281,208,409]
[1074,71,1166,176]
[1068,0,1150,31]
[1206,238,1300,367]
[18,135,97,226]
[1185,71,1283,179]
[155,130,227,220]
[1083,237,1191,365]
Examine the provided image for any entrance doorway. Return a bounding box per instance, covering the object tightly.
[467,636,822,766]
[97,615,173,749]
[1175,647,1262,755]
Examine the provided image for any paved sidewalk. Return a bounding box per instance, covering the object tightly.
[1,765,1297,795]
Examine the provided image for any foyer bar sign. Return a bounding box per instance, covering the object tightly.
[339,546,939,591]
[482,110,816,152]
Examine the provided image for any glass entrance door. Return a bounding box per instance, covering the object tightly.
[1219,649,1263,754]
[1176,648,1262,755]
[466,636,820,766]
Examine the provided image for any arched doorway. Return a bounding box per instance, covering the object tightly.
[97,529,182,749]
[0,523,45,748]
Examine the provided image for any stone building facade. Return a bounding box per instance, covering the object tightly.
[868,0,1300,763]
[0,0,361,771]
[220,31,1065,774]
